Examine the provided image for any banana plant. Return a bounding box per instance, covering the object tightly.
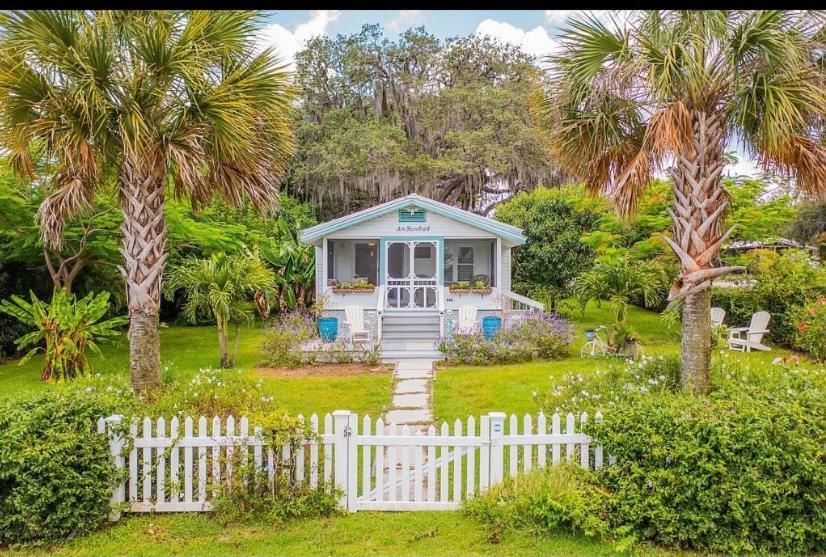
[0,290,127,381]
[262,217,316,312]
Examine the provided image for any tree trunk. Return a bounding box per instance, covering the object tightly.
[680,287,712,393]
[665,110,744,394]
[120,159,167,395]
[231,323,241,367]
[218,321,230,368]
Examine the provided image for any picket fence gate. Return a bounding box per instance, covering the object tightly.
[98,410,603,516]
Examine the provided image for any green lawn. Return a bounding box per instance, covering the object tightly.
[7,512,680,557]
[434,302,803,422]
[0,324,393,417]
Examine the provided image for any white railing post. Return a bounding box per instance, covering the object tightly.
[333,410,357,512]
[487,412,506,486]
[103,414,125,522]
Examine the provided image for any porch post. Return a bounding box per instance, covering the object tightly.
[496,238,504,310]
[321,237,328,294]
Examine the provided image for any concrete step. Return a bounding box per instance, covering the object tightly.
[382,340,438,351]
[381,350,444,361]
[382,317,441,327]
[382,330,440,339]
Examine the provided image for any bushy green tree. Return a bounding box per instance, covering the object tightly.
[288,25,563,216]
[494,186,604,306]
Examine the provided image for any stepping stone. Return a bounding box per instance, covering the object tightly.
[385,408,432,425]
[395,379,429,394]
[392,393,429,409]
[395,367,433,380]
[396,360,435,372]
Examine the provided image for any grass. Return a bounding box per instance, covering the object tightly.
[6,512,677,557]
[434,301,805,423]
[0,324,392,417]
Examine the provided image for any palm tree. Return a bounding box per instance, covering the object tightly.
[572,256,666,324]
[164,250,276,368]
[535,11,826,393]
[0,11,295,393]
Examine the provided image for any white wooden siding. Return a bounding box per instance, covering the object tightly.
[501,247,512,293]
[327,210,498,240]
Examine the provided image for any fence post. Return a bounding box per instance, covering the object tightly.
[487,412,506,486]
[346,412,358,512]
[332,410,356,512]
[103,414,125,522]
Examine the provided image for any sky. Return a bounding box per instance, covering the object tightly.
[259,10,761,178]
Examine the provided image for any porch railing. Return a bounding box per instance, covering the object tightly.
[376,285,386,343]
[502,290,544,312]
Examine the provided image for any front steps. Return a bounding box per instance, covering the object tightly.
[380,311,443,362]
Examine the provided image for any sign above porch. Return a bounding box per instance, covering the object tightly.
[398,206,426,223]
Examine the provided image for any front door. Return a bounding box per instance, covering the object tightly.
[385,240,439,310]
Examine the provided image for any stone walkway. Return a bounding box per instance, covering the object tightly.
[384,359,436,432]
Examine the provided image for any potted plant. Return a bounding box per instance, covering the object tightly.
[312,295,338,342]
[608,323,643,360]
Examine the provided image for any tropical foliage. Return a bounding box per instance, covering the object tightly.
[572,256,667,324]
[164,250,276,368]
[287,25,562,217]
[0,289,127,381]
[0,10,296,394]
[535,10,826,392]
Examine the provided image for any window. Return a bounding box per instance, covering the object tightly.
[398,207,426,222]
[354,242,378,285]
[443,246,455,283]
[326,240,334,280]
[457,247,474,282]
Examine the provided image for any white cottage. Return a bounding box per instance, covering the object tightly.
[300,194,543,358]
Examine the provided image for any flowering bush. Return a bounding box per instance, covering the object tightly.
[260,311,317,367]
[440,313,573,365]
[789,296,826,361]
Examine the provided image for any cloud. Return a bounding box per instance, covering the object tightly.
[259,10,341,70]
[387,10,424,32]
[474,19,559,60]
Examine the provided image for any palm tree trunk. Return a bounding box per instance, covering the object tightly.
[121,159,167,395]
[665,111,744,394]
[681,288,712,393]
[232,323,241,367]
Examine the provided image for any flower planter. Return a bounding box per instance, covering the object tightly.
[448,287,493,295]
[482,316,502,340]
[317,317,339,343]
[331,288,375,295]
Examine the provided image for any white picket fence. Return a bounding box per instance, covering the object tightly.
[98,410,602,515]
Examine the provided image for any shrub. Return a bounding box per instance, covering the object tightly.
[441,313,572,365]
[0,392,121,546]
[212,473,340,526]
[464,464,611,544]
[542,358,826,554]
[789,296,826,361]
[0,289,127,381]
[260,311,316,368]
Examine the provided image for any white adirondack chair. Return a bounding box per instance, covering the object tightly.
[344,305,371,346]
[455,304,478,335]
[728,311,771,352]
[710,307,726,327]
